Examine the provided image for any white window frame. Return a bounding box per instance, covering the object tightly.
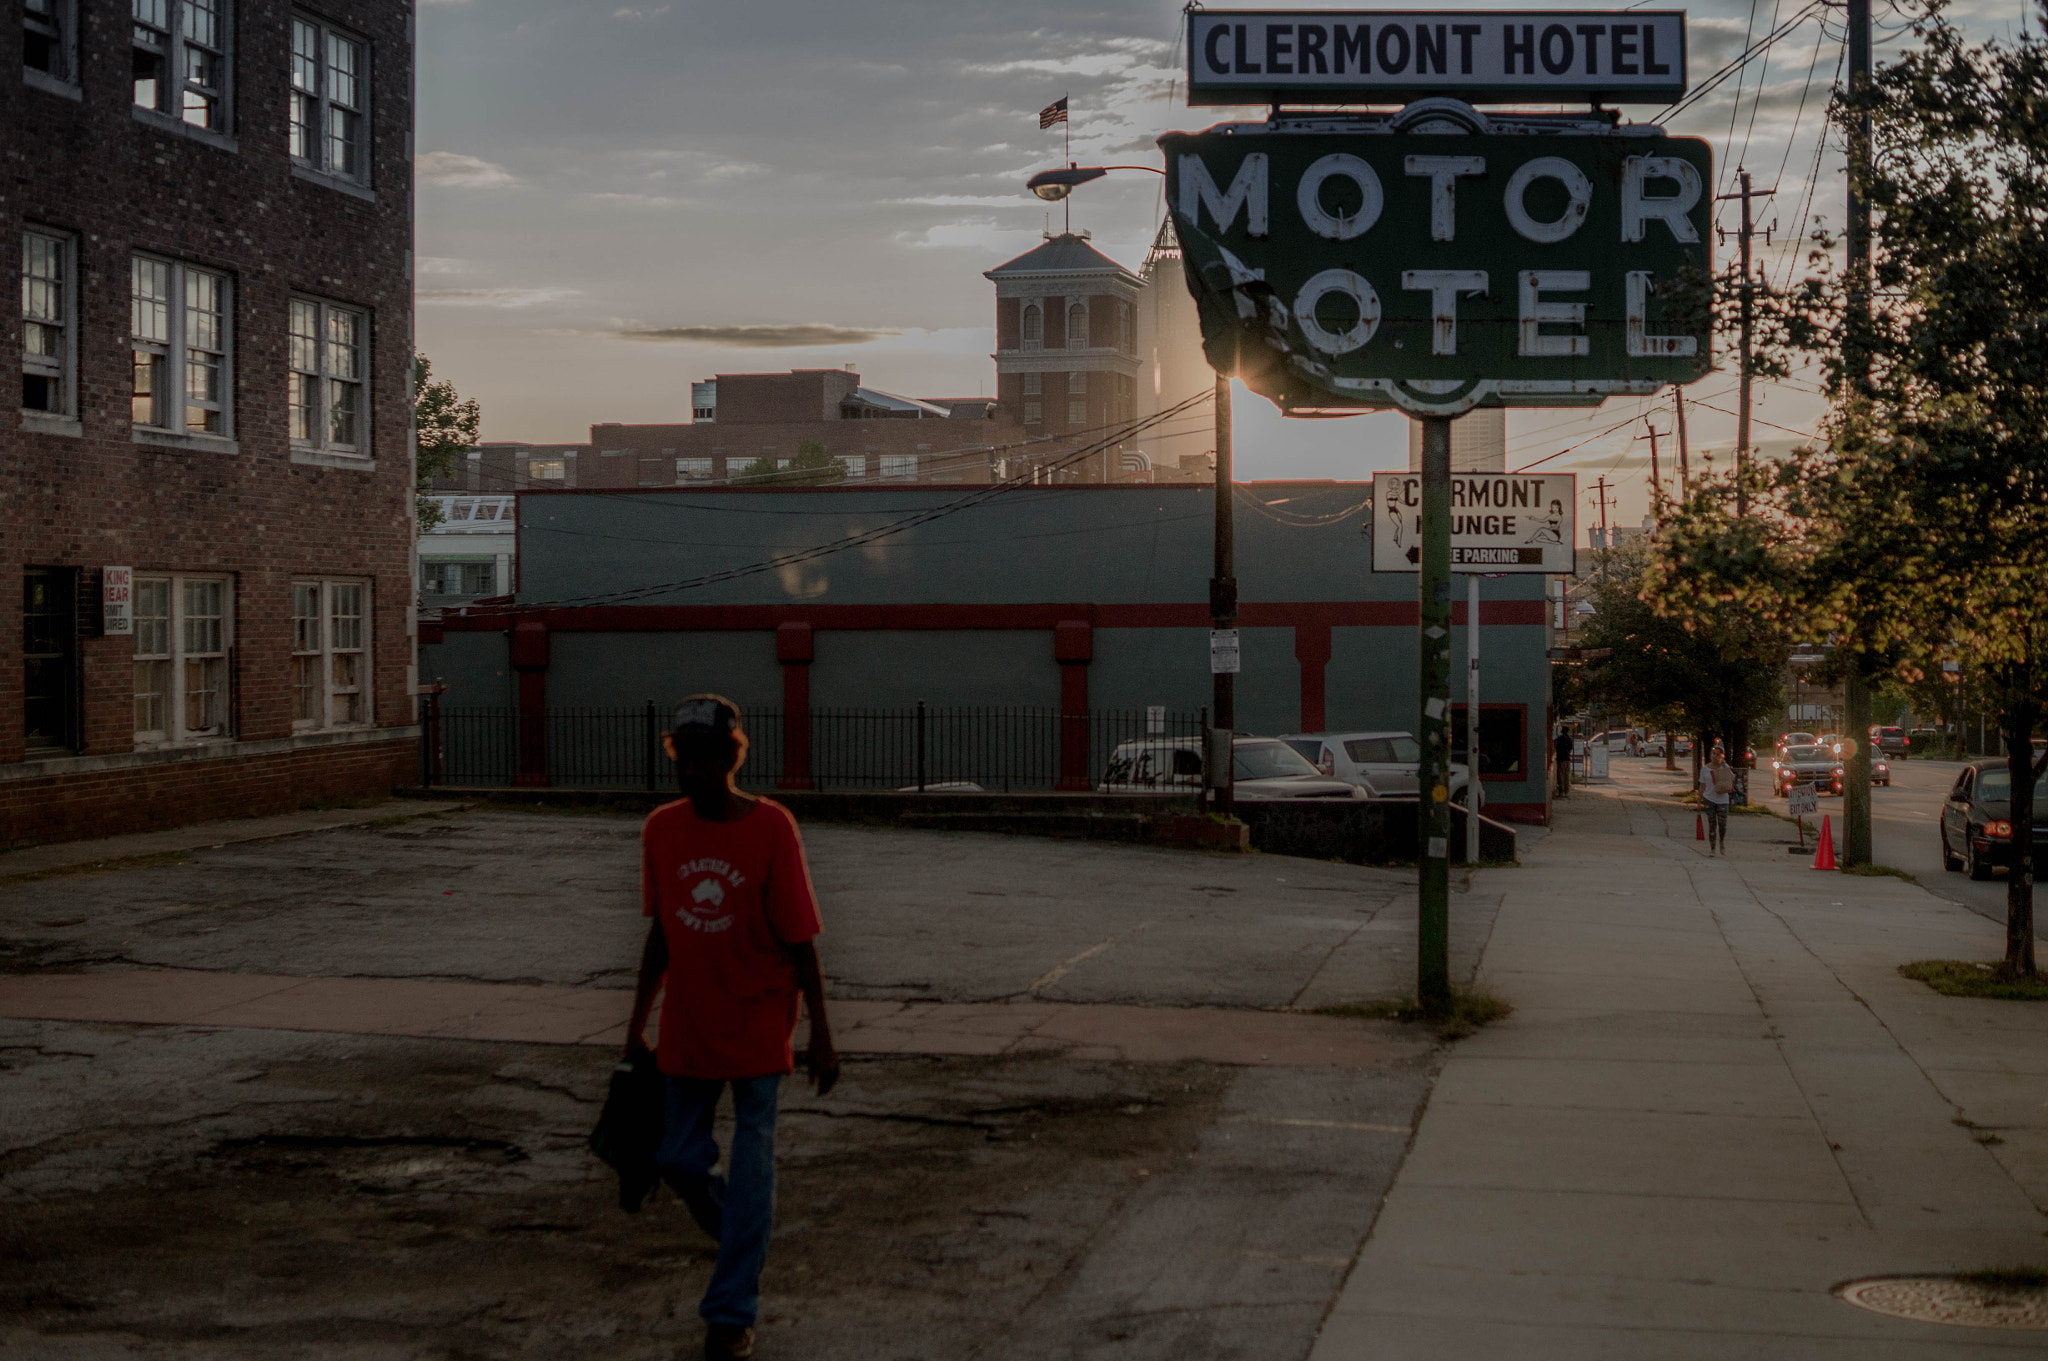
[1067,301,1089,349]
[674,456,713,482]
[530,457,566,481]
[133,574,233,747]
[24,0,80,95]
[22,228,77,426]
[1020,302,1042,351]
[290,578,371,731]
[132,253,233,445]
[289,13,371,190]
[288,294,368,457]
[131,0,233,141]
[419,561,494,598]
[1067,399,1088,426]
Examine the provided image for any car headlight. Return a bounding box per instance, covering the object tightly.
[1986,820,2013,838]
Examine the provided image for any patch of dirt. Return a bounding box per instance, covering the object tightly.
[0,1037,1229,1360]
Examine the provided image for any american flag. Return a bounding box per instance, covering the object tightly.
[1039,96,1068,130]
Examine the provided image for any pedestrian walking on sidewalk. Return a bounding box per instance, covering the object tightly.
[626,694,839,1361]
[1699,746,1735,853]
[1554,725,1574,798]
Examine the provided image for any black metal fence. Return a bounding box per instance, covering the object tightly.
[420,701,1207,793]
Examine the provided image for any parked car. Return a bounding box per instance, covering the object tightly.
[1777,731,1818,756]
[1598,728,1641,755]
[1278,732,1470,802]
[1940,761,2048,880]
[1773,744,1844,797]
[1871,725,1911,757]
[1907,727,1945,751]
[1100,736,1365,802]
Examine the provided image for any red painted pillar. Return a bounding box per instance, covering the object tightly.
[1055,618,1093,791]
[777,621,814,790]
[1294,623,1332,733]
[509,617,550,787]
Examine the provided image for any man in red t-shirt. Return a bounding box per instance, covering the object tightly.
[627,695,837,1361]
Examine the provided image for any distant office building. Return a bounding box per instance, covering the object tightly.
[579,368,1018,489]
[1407,410,1508,472]
[5,0,416,847]
[429,442,589,495]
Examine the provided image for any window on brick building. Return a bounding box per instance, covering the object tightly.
[1067,372,1088,395]
[24,0,77,87]
[878,455,917,481]
[674,457,713,481]
[288,296,366,455]
[420,561,492,598]
[22,229,74,419]
[132,0,229,132]
[530,458,565,481]
[1114,372,1134,421]
[23,567,79,754]
[1067,303,1089,349]
[291,579,369,730]
[1021,303,1041,351]
[134,574,232,745]
[1068,399,1088,425]
[290,15,368,186]
[132,255,232,440]
[1117,301,1133,354]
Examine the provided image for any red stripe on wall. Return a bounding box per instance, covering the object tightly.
[435,599,1546,632]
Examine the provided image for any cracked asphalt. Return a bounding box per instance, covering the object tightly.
[0,809,1480,1360]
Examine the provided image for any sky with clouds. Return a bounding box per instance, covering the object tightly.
[414,0,2033,527]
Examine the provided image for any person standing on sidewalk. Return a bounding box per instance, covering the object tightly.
[1699,745,1735,853]
[1554,725,1574,798]
[627,694,839,1361]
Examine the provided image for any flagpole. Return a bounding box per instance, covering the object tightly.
[1063,91,1071,235]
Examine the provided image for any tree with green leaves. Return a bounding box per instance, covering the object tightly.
[413,353,481,530]
[1574,540,1789,776]
[737,439,847,488]
[1650,1,2048,972]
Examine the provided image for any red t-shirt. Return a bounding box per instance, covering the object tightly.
[641,797,823,1079]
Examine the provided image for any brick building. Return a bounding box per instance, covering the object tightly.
[4,0,416,847]
[578,369,1025,490]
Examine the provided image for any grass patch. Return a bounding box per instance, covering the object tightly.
[1900,960,2048,1001]
[1842,863,1917,882]
[1955,1267,2048,1293]
[1315,986,1513,1039]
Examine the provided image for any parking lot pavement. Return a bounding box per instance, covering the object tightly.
[0,807,1499,1013]
[0,807,1477,1361]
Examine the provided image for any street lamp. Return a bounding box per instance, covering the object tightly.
[1021,160,1237,815]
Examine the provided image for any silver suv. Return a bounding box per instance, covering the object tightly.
[1278,731,1471,803]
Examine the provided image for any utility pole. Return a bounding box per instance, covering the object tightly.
[1841,0,1875,866]
[1466,572,1483,867]
[1673,387,1691,492]
[1644,423,1663,518]
[1717,170,1775,518]
[1417,415,1453,1018]
[1589,475,1614,574]
[1210,376,1237,818]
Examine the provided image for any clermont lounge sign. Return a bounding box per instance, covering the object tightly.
[1187,9,1687,104]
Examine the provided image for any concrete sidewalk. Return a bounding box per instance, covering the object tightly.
[1312,767,2048,1357]
[0,969,1428,1071]
[0,800,467,880]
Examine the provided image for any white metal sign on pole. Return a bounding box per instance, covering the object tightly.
[1372,472,1576,573]
[1209,628,1242,674]
[102,566,133,636]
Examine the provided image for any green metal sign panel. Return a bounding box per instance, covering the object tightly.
[1160,116,1712,415]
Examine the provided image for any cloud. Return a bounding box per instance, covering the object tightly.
[418,286,579,308]
[613,3,672,17]
[589,191,682,207]
[416,151,519,189]
[416,256,471,276]
[609,324,899,347]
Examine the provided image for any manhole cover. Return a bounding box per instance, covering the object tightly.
[1837,1276,2048,1330]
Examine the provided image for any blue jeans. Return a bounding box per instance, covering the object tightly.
[657,1074,782,1328]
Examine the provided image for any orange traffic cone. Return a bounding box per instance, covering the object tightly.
[1812,814,1836,871]
[1696,813,1706,841]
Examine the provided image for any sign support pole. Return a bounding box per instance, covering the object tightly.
[1841,0,1874,868]
[1418,415,1453,1016]
[1467,572,1482,866]
[1211,375,1237,818]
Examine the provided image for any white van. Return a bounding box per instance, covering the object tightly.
[1099,736,1365,801]
[1277,731,1470,803]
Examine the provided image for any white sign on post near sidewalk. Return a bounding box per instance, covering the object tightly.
[1788,785,1818,818]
